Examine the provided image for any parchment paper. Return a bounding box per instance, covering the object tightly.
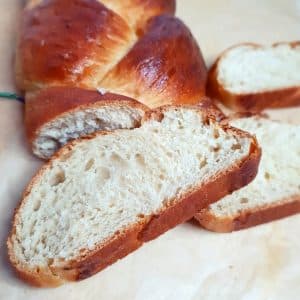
[0,1,299,299]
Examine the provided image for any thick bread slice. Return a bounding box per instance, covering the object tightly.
[196,115,300,232]
[7,106,260,287]
[208,42,300,111]
[26,87,147,159]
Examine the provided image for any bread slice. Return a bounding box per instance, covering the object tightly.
[196,115,300,232]
[208,42,300,111]
[25,87,148,159]
[7,106,260,287]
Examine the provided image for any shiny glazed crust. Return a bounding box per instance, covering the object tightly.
[26,0,175,32]
[17,0,135,91]
[99,0,176,31]
[7,105,261,287]
[100,15,207,108]
[17,0,205,103]
[207,42,300,112]
[25,87,148,148]
[17,0,176,91]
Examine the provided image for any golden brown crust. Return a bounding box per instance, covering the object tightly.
[17,0,176,92]
[25,87,148,147]
[17,0,135,91]
[26,0,175,31]
[207,42,300,112]
[195,195,300,233]
[5,256,65,287]
[100,15,207,108]
[7,105,261,287]
[100,0,176,32]
[56,222,145,282]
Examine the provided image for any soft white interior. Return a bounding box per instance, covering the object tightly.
[217,44,300,94]
[33,105,144,159]
[14,107,252,266]
[210,117,300,218]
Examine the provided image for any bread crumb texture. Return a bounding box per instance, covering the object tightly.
[210,117,300,217]
[218,44,300,94]
[12,107,251,269]
[33,105,144,159]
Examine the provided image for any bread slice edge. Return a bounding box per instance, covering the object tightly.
[196,194,300,233]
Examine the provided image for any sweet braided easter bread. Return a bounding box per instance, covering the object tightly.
[16,0,207,158]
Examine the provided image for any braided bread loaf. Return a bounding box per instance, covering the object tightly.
[17,0,207,159]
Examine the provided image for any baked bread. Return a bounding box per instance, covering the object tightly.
[7,105,260,287]
[26,88,148,159]
[196,115,300,232]
[17,0,207,159]
[207,42,300,112]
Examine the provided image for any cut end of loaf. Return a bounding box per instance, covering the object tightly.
[8,106,260,286]
[25,87,148,159]
[32,104,145,159]
[196,116,300,232]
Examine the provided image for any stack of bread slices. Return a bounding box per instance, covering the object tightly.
[7,0,300,287]
[198,42,300,230]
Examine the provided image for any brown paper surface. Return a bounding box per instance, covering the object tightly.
[0,1,299,299]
